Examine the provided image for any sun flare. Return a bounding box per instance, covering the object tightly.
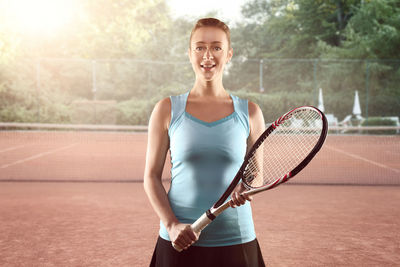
[3,0,76,35]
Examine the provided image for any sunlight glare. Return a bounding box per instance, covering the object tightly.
[5,0,76,34]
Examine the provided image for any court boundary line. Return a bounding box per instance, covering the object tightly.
[325,145,400,174]
[0,143,78,169]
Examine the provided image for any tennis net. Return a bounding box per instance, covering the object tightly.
[0,123,399,185]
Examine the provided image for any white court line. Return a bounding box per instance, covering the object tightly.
[325,145,400,174]
[0,143,78,169]
[0,144,30,153]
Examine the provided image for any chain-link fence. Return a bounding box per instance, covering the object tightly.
[1,58,399,126]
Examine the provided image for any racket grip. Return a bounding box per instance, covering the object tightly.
[172,212,213,252]
[172,203,232,252]
[191,212,213,233]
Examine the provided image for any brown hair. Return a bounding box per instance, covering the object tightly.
[189,18,231,49]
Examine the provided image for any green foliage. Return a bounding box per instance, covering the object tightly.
[0,0,399,125]
[69,100,116,124]
[117,98,152,125]
[239,0,358,58]
[362,117,397,126]
[232,90,313,122]
[0,85,71,123]
[231,0,399,120]
[361,116,398,134]
[318,0,400,59]
[0,0,171,59]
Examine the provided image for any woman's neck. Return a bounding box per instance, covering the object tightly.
[191,79,228,98]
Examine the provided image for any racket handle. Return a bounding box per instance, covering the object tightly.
[172,212,213,252]
[190,202,232,233]
[173,204,231,252]
[172,202,232,252]
[191,212,213,233]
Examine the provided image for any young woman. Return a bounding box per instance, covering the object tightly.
[144,18,266,267]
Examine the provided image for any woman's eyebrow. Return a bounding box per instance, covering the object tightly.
[194,41,223,44]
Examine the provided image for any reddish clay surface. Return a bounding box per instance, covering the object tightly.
[0,131,171,181]
[0,183,399,266]
[0,132,399,184]
[0,131,399,266]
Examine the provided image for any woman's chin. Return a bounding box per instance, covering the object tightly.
[200,72,217,82]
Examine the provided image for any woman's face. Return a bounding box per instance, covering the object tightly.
[189,26,233,82]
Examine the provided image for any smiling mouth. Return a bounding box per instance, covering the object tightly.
[201,63,216,70]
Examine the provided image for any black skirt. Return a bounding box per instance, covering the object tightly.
[150,236,266,267]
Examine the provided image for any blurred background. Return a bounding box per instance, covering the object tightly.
[0,0,399,127]
[1,2,399,266]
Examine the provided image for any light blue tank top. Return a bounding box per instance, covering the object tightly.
[159,91,256,247]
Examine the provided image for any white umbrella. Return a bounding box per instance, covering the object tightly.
[317,88,325,112]
[353,90,362,116]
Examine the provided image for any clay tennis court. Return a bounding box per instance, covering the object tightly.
[1,130,399,266]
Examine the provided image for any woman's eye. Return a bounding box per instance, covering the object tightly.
[195,47,204,51]
[214,47,222,51]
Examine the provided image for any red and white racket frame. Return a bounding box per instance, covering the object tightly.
[173,106,328,251]
[213,106,328,206]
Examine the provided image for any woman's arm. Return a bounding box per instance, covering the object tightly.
[230,101,265,207]
[247,101,266,152]
[143,98,198,250]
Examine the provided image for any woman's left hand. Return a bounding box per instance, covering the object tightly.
[229,183,253,208]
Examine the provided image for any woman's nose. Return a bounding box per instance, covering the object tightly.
[202,48,214,60]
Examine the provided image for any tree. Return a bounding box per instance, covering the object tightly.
[0,0,177,122]
[237,0,358,58]
[317,0,400,117]
[226,0,361,97]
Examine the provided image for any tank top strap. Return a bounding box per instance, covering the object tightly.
[169,91,189,136]
[231,94,250,137]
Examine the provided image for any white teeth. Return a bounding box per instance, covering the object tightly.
[202,64,215,68]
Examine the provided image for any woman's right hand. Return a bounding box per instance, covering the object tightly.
[167,222,199,251]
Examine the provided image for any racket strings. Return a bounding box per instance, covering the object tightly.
[244,109,323,188]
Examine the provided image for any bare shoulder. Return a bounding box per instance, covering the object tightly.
[154,97,171,114]
[150,97,171,130]
[248,101,262,118]
[248,101,265,138]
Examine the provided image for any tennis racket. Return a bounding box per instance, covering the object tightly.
[172,106,328,252]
